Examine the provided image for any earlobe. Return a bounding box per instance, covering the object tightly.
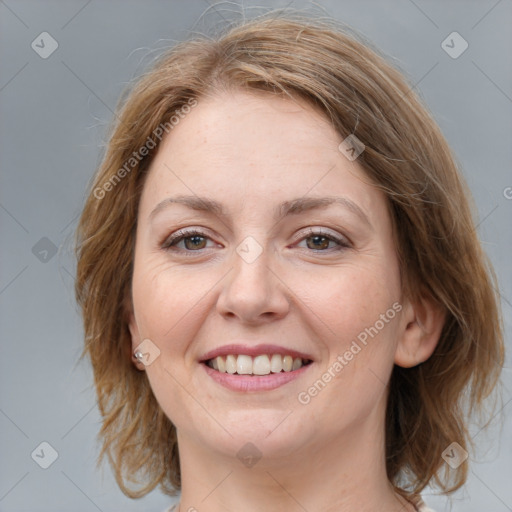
[394,295,446,368]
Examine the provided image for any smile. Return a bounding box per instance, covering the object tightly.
[199,344,314,391]
[205,354,312,375]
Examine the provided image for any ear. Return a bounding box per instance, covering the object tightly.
[394,293,446,368]
[124,293,146,371]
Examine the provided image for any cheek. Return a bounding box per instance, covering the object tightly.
[295,268,401,417]
[131,255,215,347]
[290,260,402,390]
[131,259,212,417]
[296,259,400,334]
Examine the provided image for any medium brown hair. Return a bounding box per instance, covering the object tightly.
[74,12,505,501]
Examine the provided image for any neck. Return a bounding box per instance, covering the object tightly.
[175,397,416,512]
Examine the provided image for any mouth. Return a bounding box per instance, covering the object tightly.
[202,353,313,376]
[199,344,315,391]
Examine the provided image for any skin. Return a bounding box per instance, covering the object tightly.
[127,90,444,512]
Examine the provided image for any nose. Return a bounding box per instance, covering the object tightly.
[216,242,290,325]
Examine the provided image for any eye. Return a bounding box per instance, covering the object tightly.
[161,228,217,253]
[161,227,351,255]
[295,228,351,252]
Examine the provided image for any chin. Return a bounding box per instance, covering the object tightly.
[198,408,312,459]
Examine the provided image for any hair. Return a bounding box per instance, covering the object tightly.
[74,10,505,502]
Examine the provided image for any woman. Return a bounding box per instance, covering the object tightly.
[75,12,504,512]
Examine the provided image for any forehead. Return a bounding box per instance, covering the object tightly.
[164,90,338,162]
[139,90,385,225]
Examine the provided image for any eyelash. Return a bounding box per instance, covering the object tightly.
[160,227,351,256]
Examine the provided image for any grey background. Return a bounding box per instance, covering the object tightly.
[0,0,511,511]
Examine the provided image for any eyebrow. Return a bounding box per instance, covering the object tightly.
[149,194,371,227]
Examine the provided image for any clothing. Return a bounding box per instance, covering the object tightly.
[163,496,436,511]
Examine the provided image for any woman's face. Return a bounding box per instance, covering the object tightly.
[128,90,407,462]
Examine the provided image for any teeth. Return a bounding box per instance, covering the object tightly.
[216,356,226,373]
[270,354,282,373]
[237,355,253,374]
[206,354,310,375]
[252,355,270,375]
[225,354,237,374]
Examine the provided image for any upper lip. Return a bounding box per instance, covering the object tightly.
[199,344,314,362]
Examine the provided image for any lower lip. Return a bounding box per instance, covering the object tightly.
[201,363,313,392]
